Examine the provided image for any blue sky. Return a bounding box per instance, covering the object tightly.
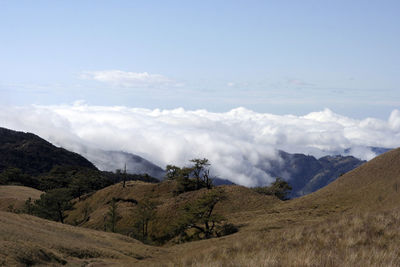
[1,0,399,119]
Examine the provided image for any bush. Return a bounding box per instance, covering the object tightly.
[253,177,292,200]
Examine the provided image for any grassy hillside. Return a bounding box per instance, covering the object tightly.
[0,211,166,266]
[66,180,279,243]
[2,148,400,266]
[0,185,43,212]
[290,147,400,213]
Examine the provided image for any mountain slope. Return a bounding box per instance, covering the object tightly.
[0,211,166,266]
[66,180,279,242]
[266,150,364,197]
[85,150,166,179]
[292,147,400,212]
[0,127,96,175]
[2,148,400,266]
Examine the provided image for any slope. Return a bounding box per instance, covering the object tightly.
[266,150,364,198]
[0,185,43,212]
[0,211,166,266]
[0,127,96,175]
[291,147,400,212]
[66,180,279,242]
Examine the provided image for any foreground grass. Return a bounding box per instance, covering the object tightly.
[175,209,400,266]
[0,211,167,266]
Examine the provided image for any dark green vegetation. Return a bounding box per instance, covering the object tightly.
[253,177,292,200]
[0,127,158,190]
[0,127,96,176]
[166,158,214,194]
[0,127,158,224]
[178,188,233,240]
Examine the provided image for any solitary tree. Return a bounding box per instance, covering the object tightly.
[190,158,213,189]
[133,197,158,242]
[179,188,226,239]
[23,197,34,215]
[123,164,127,188]
[253,177,292,200]
[106,198,121,232]
[33,188,73,223]
[165,165,181,180]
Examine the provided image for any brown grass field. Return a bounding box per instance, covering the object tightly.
[1,148,400,266]
[0,185,43,212]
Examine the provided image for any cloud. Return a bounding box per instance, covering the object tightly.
[80,70,181,88]
[287,79,314,87]
[1,104,399,187]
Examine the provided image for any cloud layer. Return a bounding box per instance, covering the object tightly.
[1,104,399,186]
[80,70,180,88]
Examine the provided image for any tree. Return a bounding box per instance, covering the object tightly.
[33,188,73,223]
[253,177,292,200]
[0,167,38,187]
[132,197,158,242]
[165,165,181,180]
[23,197,34,215]
[190,158,213,189]
[122,164,127,188]
[179,188,227,239]
[166,158,214,194]
[106,198,121,232]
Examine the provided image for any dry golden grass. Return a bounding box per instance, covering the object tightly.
[66,180,279,239]
[2,148,400,266]
[0,211,167,266]
[0,185,43,211]
[174,209,400,267]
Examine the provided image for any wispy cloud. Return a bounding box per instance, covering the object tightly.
[287,78,315,87]
[80,70,182,88]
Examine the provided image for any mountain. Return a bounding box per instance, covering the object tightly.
[0,127,96,176]
[264,150,365,198]
[82,150,166,179]
[294,147,400,212]
[0,126,374,199]
[77,147,365,197]
[0,127,158,190]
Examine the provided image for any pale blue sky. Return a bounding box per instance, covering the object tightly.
[1,0,399,118]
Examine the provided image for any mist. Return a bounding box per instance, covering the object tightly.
[1,103,399,186]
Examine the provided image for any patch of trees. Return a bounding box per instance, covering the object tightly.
[166,158,214,194]
[16,188,74,224]
[104,198,122,232]
[1,165,159,200]
[0,167,39,188]
[253,177,292,200]
[131,198,158,242]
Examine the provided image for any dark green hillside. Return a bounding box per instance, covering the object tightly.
[0,127,96,175]
[0,127,158,191]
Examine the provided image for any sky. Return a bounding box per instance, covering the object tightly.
[1,1,400,185]
[1,0,399,118]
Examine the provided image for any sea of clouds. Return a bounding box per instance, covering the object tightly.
[1,103,399,186]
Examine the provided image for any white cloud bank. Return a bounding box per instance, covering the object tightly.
[1,104,399,186]
[80,70,181,88]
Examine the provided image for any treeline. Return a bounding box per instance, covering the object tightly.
[0,165,158,197]
[1,165,159,228]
